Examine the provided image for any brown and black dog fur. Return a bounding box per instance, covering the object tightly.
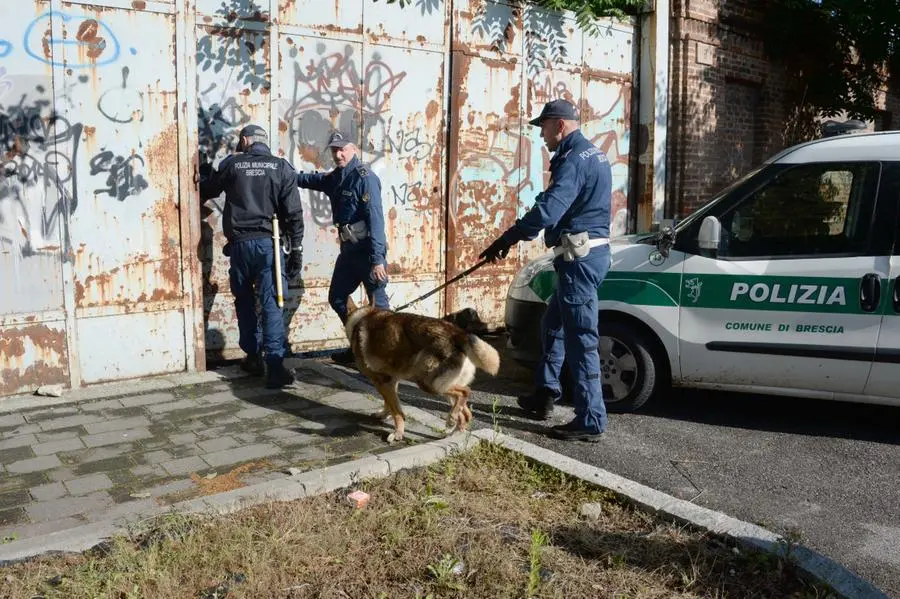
[344,297,500,443]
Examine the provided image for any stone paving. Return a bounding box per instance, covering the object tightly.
[0,362,441,544]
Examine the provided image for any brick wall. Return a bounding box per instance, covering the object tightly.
[667,0,899,218]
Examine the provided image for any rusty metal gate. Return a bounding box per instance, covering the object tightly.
[1,0,199,397]
[446,0,637,319]
[1,0,639,396]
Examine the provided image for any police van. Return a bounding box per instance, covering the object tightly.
[504,130,900,412]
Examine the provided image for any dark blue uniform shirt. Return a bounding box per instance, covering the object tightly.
[502,130,611,248]
[296,155,387,264]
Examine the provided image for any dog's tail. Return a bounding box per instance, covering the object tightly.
[464,335,500,375]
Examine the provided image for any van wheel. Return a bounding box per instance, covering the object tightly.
[560,320,660,413]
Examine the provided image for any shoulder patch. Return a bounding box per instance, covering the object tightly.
[362,192,369,203]
[357,164,369,177]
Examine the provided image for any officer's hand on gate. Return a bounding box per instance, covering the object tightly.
[287,249,303,280]
[479,237,513,263]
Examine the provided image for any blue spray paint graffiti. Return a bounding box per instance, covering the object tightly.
[24,12,120,68]
[0,41,12,58]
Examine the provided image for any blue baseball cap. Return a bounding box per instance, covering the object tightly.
[327,130,351,148]
[528,99,579,126]
[239,124,268,141]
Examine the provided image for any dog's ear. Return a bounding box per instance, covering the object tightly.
[347,295,358,315]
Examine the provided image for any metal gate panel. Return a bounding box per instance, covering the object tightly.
[445,53,524,323]
[583,20,635,75]
[1,2,72,395]
[277,35,362,284]
[364,0,448,51]
[454,0,523,57]
[0,322,69,395]
[198,22,272,357]
[278,0,363,36]
[582,74,633,238]
[360,43,445,311]
[77,310,185,382]
[50,4,186,383]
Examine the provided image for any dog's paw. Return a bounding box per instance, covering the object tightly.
[370,409,390,422]
[387,431,403,444]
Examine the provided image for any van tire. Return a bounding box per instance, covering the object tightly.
[560,320,660,413]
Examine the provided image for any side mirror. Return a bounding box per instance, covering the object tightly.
[656,218,676,257]
[697,216,722,251]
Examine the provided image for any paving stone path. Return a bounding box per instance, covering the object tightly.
[0,364,439,544]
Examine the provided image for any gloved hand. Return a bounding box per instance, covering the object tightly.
[479,236,514,263]
[287,248,303,280]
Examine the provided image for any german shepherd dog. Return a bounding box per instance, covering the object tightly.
[344,297,501,443]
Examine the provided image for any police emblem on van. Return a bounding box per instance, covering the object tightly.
[684,277,703,303]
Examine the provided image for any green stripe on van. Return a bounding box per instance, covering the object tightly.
[529,271,681,306]
[529,271,892,315]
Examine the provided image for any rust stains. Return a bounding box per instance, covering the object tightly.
[0,324,69,395]
[0,336,26,358]
[76,19,107,60]
[425,100,440,122]
[41,23,52,60]
[132,0,147,9]
[0,363,69,397]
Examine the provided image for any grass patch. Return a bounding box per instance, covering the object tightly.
[1,443,832,598]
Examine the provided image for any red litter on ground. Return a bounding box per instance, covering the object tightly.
[347,490,370,508]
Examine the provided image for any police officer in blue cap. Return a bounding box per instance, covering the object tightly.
[479,99,611,442]
[200,124,305,389]
[296,131,390,365]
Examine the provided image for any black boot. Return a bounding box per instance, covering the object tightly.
[240,353,264,377]
[331,348,356,366]
[516,388,559,420]
[265,361,295,389]
[548,418,603,442]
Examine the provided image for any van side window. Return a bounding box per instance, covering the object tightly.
[717,162,880,259]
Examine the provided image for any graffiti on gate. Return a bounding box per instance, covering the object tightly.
[23,12,123,68]
[0,93,81,257]
[88,150,149,202]
[449,81,632,238]
[97,67,144,124]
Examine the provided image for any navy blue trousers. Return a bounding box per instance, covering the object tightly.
[536,245,611,434]
[328,248,390,322]
[228,238,287,364]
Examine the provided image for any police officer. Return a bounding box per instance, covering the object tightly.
[199,124,304,389]
[479,99,611,442]
[296,131,389,365]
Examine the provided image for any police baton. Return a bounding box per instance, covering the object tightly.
[272,216,284,308]
[393,259,490,313]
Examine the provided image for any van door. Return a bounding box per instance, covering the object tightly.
[677,161,887,395]
[863,163,900,401]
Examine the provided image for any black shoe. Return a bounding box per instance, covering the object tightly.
[331,349,356,366]
[265,362,295,389]
[517,389,558,420]
[240,353,264,377]
[548,419,603,442]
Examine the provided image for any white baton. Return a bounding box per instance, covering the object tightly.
[272,216,284,308]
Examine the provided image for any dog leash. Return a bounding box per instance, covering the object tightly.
[393,259,490,312]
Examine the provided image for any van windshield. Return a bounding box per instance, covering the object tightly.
[674,164,767,231]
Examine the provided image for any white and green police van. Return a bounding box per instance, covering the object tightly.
[505,130,900,412]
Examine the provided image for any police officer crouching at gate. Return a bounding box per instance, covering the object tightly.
[479,99,611,442]
[296,131,390,365]
[199,125,305,389]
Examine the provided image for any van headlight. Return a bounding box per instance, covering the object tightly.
[510,253,555,289]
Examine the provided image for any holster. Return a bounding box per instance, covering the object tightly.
[338,220,369,243]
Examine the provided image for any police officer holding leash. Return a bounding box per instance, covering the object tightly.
[199,124,305,389]
[479,99,611,442]
[296,131,390,366]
